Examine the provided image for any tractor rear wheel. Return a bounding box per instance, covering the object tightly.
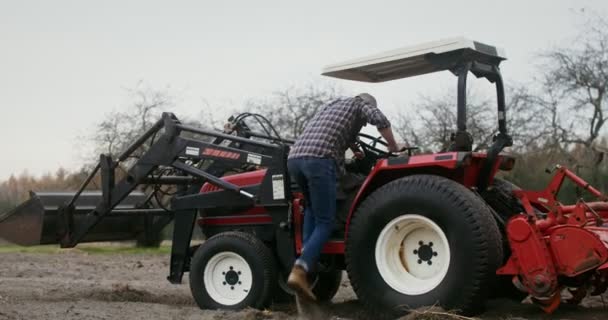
[483,178,525,223]
[345,174,503,317]
[482,178,529,301]
[189,231,276,310]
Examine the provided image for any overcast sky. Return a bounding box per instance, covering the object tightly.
[1,0,606,180]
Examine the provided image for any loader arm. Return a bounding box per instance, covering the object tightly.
[0,112,292,284]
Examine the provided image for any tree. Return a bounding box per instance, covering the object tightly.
[90,82,174,161]
[537,16,608,165]
[85,82,176,247]
[244,84,341,139]
[393,87,543,153]
[508,16,608,191]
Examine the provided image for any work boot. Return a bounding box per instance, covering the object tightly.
[287,265,317,301]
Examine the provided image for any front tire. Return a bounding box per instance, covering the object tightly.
[345,175,503,317]
[189,231,276,310]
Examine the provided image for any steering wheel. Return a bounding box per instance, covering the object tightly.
[355,133,392,157]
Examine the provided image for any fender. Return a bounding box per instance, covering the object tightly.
[343,151,501,239]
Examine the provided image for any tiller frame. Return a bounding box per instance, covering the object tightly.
[498,165,608,312]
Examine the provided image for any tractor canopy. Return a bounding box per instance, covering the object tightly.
[322,37,506,82]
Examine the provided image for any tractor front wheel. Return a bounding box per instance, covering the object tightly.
[345,174,503,317]
[189,231,276,310]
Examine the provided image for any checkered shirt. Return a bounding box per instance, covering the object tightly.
[288,96,391,167]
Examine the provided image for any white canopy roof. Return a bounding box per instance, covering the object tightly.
[322,37,506,82]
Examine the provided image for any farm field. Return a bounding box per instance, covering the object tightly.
[0,245,607,320]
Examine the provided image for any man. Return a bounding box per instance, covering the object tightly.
[286,93,401,300]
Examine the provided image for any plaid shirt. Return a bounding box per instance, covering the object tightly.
[288,96,391,170]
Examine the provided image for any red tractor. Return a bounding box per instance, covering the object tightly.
[2,38,608,318]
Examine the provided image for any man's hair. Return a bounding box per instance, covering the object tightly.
[356,93,377,108]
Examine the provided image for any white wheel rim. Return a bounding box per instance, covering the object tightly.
[375,214,451,295]
[203,252,253,305]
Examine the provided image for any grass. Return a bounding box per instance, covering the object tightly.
[401,306,479,320]
[0,243,172,255]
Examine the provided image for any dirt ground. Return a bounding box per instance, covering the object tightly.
[0,250,607,320]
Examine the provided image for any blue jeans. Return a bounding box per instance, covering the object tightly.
[287,157,336,273]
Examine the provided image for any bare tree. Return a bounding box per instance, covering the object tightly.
[537,16,608,165]
[90,82,173,160]
[393,85,550,153]
[244,84,342,139]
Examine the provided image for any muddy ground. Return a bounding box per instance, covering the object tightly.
[0,250,607,320]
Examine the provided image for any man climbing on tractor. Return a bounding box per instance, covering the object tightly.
[286,93,402,300]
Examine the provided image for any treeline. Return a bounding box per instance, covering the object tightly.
[0,168,89,213]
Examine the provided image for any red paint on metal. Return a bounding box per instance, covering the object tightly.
[293,197,304,254]
[201,147,241,160]
[321,240,345,254]
[548,226,608,276]
[498,165,608,312]
[200,169,267,193]
[499,215,558,299]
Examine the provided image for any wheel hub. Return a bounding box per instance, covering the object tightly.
[414,241,438,265]
[203,252,253,305]
[375,214,451,295]
[223,268,242,287]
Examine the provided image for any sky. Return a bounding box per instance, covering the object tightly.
[0,0,606,180]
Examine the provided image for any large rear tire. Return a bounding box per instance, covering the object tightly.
[189,231,276,310]
[345,174,503,317]
[482,178,529,301]
[483,178,524,223]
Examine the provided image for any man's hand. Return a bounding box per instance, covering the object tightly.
[350,143,365,159]
[387,142,399,153]
[388,143,408,153]
[378,127,408,153]
[223,122,236,134]
[378,127,399,152]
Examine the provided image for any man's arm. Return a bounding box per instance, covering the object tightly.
[378,127,401,153]
[360,100,403,153]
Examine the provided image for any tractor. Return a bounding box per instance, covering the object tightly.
[2,38,608,318]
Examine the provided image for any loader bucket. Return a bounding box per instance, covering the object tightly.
[0,191,162,246]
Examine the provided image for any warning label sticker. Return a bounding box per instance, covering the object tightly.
[247,153,262,165]
[185,146,200,156]
[272,174,285,200]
